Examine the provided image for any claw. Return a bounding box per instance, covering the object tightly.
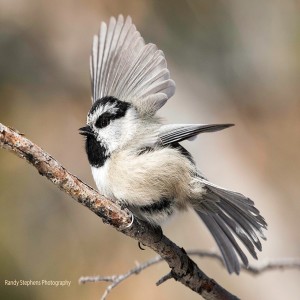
[138,242,146,250]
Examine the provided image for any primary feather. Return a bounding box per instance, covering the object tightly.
[158,123,234,145]
[90,15,175,115]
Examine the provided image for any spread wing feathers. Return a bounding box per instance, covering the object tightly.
[158,123,234,145]
[195,180,267,274]
[90,15,175,113]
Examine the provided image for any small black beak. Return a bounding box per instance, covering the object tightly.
[79,125,93,136]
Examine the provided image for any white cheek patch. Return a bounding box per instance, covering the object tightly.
[96,108,139,153]
[98,119,123,151]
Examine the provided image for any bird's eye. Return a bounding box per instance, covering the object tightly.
[95,114,111,129]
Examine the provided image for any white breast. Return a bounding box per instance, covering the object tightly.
[91,161,113,199]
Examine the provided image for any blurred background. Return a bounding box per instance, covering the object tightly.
[0,0,300,299]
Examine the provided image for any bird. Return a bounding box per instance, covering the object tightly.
[79,15,267,274]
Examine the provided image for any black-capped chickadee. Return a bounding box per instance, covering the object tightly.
[79,15,267,274]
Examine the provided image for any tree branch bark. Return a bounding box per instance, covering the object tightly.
[0,122,239,300]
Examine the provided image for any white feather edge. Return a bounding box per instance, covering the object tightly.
[90,15,175,114]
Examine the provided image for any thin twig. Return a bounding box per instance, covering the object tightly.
[188,250,300,275]
[80,256,163,300]
[187,250,300,275]
[245,258,300,275]
[156,272,173,286]
[79,250,300,300]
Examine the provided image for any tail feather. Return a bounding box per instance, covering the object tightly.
[218,202,262,251]
[218,210,257,259]
[207,183,264,219]
[214,214,249,267]
[206,182,267,233]
[200,213,242,274]
[226,200,266,239]
[195,180,267,274]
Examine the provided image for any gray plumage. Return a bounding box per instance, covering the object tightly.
[90,15,175,115]
[158,123,234,145]
[82,15,267,275]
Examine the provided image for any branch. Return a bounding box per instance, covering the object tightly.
[0,122,239,300]
[79,250,300,300]
[181,251,300,275]
[79,256,163,300]
[243,258,300,275]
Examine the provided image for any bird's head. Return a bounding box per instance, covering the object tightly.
[79,96,138,167]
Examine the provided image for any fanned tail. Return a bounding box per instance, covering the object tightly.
[195,180,267,274]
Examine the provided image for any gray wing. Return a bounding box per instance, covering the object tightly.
[195,179,267,274]
[90,15,175,114]
[158,123,234,145]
